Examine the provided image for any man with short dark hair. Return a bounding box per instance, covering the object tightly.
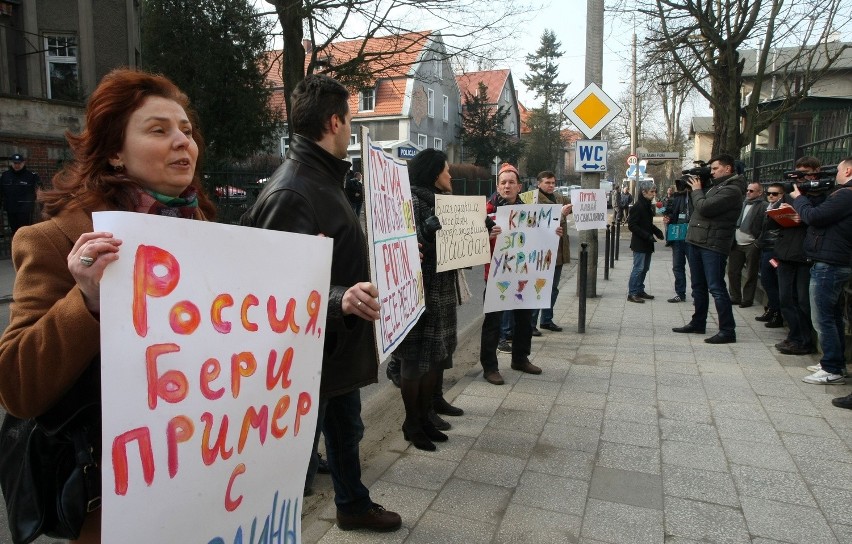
[530,170,572,332]
[773,156,824,355]
[672,154,745,343]
[1,153,40,236]
[241,74,401,532]
[792,157,852,385]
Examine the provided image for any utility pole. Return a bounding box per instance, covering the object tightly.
[631,32,638,197]
[580,0,604,298]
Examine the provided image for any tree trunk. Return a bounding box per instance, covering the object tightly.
[710,47,744,158]
[269,1,305,122]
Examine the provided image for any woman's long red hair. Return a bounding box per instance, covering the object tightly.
[40,68,215,219]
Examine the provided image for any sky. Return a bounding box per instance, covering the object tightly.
[507,1,634,109]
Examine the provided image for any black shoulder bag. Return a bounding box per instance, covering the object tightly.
[0,363,102,544]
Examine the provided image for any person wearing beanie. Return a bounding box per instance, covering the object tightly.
[388,148,463,450]
[479,163,547,385]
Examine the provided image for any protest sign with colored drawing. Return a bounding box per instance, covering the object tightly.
[96,212,330,544]
[483,203,562,313]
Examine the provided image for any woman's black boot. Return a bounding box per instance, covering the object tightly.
[765,311,784,328]
[755,308,773,322]
[402,421,436,451]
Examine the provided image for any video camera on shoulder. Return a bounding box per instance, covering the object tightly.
[676,161,711,191]
[781,166,837,194]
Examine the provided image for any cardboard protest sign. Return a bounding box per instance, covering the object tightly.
[362,129,425,355]
[570,188,608,230]
[483,203,562,313]
[434,194,490,272]
[95,212,331,544]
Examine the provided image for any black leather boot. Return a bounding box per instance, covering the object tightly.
[755,307,772,322]
[765,311,784,328]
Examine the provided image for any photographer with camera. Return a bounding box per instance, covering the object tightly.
[672,154,746,344]
[791,157,852,386]
[663,177,692,303]
[772,156,826,356]
[728,182,768,308]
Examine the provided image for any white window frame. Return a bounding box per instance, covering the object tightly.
[427,89,435,118]
[350,132,359,146]
[359,88,375,111]
[417,133,428,148]
[442,95,449,122]
[435,58,443,79]
[44,34,78,100]
[434,137,443,150]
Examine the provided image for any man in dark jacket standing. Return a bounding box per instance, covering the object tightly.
[727,182,768,307]
[673,154,745,343]
[773,156,824,356]
[792,157,852,386]
[241,75,401,532]
[1,153,41,236]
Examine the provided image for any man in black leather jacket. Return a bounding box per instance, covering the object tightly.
[241,75,401,532]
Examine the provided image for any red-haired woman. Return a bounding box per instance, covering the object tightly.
[0,68,214,543]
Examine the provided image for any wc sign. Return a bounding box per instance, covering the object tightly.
[574,140,608,173]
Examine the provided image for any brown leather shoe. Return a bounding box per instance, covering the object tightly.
[483,369,505,385]
[627,294,645,303]
[511,359,542,374]
[337,503,402,532]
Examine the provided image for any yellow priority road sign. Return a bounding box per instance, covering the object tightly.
[562,83,622,139]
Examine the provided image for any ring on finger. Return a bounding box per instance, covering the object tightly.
[80,255,95,267]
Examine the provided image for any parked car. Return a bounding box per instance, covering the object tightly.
[215,185,247,201]
[555,185,581,201]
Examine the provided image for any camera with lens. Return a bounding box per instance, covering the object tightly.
[676,162,712,191]
[781,167,837,194]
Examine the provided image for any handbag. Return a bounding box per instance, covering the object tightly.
[666,222,688,241]
[0,365,101,544]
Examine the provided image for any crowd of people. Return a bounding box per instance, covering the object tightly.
[634,154,852,409]
[0,67,850,543]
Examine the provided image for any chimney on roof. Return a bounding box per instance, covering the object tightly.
[302,39,313,54]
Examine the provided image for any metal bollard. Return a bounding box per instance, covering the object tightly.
[610,223,616,269]
[578,242,588,333]
[604,224,610,280]
[615,221,621,261]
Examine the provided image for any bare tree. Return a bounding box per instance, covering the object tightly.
[262,0,538,119]
[636,0,849,157]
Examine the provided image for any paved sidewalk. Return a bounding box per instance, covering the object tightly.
[0,257,13,303]
[303,231,852,543]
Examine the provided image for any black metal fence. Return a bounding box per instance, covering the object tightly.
[745,132,852,182]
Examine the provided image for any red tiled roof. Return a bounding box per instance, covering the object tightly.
[518,101,531,134]
[455,69,510,102]
[265,31,435,120]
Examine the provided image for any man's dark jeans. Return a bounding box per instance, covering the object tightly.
[686,243,736,336]
[809,262,852,375]
[777,260,813,348]
[758,249,780,311]
[531,264,563,326]
[481,308,532,371]
[305,390,372,514]
[670,240,688,299]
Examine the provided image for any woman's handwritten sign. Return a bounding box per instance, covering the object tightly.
[362,130,425,355]
[434,194,489,272]
[483,203,562,313]
[95,212,331,544]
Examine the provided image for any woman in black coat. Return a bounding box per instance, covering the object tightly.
[627,179,664,303]
[394,149,461,451]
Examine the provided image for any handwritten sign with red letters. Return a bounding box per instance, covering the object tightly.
[95,212,331,543]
